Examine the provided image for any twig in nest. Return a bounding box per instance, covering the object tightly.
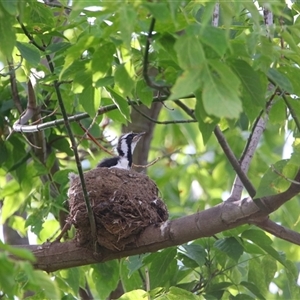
[271,164,300,185]
[133,157,160,168]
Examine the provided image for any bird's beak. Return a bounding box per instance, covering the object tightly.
[132,132,146,143]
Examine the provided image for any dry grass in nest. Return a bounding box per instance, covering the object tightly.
[68,168,168,250]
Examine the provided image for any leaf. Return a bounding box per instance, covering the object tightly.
[194,90,219,144]
[242,229,286,266]
[53,169,74,186]
[267,68,294,93]
[92,261,119,300]
[92,42,115,81]
[214,237,244,262]
[30,270,61,299]
[59,268,80,295]
[114,64,135,97]
[148,248,177,289]
[174,30,205,70]
[230,59,265,107]
[1,0,18,15]
[166,286,200,300]
[0,254,15,298]
[16,41,41,67]
[0,13,15,58]
[199,25,228,57]
[240,281,266,300]
[105,87,130,121]
[248,257,268,297]
[180,244,206,267]
[119,5,136,47]
[256,159,297,198]
[118,289,147,300]
[202,65,242,119]
[0,241,36,262]
[136,80,153,107]
[142,2,170,22]
[126,255,147,277]
[79,85,96,117]
[169,69,203,100]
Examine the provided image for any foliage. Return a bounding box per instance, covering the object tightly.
[1,0,300,299]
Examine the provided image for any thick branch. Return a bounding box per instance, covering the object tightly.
[16,176,300,272]
[251,218,300,245]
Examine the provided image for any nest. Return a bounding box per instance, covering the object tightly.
[68,168,168,250]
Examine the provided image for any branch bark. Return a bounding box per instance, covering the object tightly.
[16,172,300,272]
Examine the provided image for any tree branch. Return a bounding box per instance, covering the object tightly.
[17,179,300,272]
[251,218,300,245]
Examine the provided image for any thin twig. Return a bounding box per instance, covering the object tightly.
[17,16,45,51]
[282,94,300,132]
[1,57,23,78]
[271,165,300,185]
[214,126,256,198]
[11,96,194,134]
[128,97,196,124]
[143,18,170,93]
[133,157,160,169]
[77,122,114,156]
[230,96,275,200]
[45,53,98,248]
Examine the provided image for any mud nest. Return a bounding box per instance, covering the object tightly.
[68,168,168,251]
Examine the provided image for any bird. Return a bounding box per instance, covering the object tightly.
[97,132,145,169]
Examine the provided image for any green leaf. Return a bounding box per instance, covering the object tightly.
[262,255,277,288]
[202,65,242,119]
[199,25,228,57]
[174,30,205,70]
[118,289,147,300]
[0,13,15,58]
[240,281,266,300]
[242,229,286,266]
[180,244,206,267]
[79,85,98,117]
[92,43,115,81]
[59,268,80,295]
[148,248,177,289]
[248,257,268,297]
[194,90,219,144]
[169,69,203,100]
[92,261,119,300]
[53,169,74,186]
[0,254,15,298]
[105,87,130,121]
[25,2,54,27]
[214,237,244,262]
[30,270,61,299]
[230,60,265,107]
[1,0,18,15]
[136,80,153,107]
[142,2,170,22]
[126,254,147,277]
[0,241,36,262]
[16,41,41,67]
[267,68,294,93]
[114,64,135,97]
[119,5,136,47]
[256,159,297,198]
[285,260,300,299]
[166,286,200,300]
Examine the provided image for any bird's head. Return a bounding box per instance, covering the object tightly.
[117,132,145,157]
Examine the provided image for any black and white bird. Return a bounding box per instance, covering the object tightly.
[97,132,145,170]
